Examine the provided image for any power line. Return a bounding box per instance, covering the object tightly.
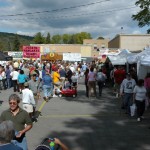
[0,0,110,17]
[0,6,136,21]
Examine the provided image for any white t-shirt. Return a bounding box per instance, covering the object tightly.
[22,88,35,105]
[133,85,146,101]
[10,71,19,80]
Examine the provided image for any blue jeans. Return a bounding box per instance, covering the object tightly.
[7,78,11,88]
[43,84,53,97]
[123,93,133,114]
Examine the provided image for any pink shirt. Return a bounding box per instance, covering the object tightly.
[144,77,150,89]
[88,72,96,81]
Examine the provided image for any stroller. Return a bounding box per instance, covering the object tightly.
[35,138,60,150]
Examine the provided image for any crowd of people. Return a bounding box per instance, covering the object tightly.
[0,59,150,149]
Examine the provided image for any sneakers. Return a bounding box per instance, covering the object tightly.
[137,118,141,122]
[53,94,58,97]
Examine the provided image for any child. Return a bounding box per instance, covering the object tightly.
[71,72,78,88]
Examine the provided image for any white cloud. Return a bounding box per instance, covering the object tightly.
[0,0,148,39]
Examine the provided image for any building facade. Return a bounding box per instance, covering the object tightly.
[108,34,150,52]
[30,44,92,57]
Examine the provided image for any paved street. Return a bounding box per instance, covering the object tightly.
[1,79,150,150]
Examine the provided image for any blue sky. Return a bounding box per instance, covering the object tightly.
[0,0,149,39]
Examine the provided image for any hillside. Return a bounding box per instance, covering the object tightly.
[0,32,34,51]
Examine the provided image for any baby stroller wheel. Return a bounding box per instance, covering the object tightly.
[72,94,76,98]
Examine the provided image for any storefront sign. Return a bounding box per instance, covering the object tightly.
[8,52,23,59]
[63,53,81,61]
[23,46,40,58]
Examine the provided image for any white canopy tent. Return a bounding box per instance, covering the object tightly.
[108,49,131,65]
[127,47,150,79]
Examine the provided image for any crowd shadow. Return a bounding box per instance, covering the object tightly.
[38,88,150,150]
[34,80,150,150]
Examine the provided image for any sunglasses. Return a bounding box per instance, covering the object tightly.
[9,102,17,105]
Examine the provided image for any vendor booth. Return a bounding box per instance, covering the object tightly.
[41,53,62,61]
[108,49,131,66]
[127,48,150,79]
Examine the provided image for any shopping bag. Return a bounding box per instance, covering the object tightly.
[130,103,136,117]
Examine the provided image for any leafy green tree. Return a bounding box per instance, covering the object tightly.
[7,40,12,51]
[62,34,71,44]
[75,32,92,44]
[13,34,20,51]
[33,32,45,44]
[132,0,150,33]
[0,42,4,51]
[51,34,62,44]
[68,34,77,44]
[45,32,51,44]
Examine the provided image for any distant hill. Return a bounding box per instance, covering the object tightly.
[0,32,34,51]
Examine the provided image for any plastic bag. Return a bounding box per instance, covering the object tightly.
[130,103,136,117]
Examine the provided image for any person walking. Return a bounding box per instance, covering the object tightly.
[22,82,36,120]
[28,72,41,105]
[5,65,12,89]
[88,67,97,98]
[96,69,106,96]
[133,79,147,122]
[43,70,53,101]
[18,70,27,94]
[0,94,33,150]
[84,68,89,97]
[120,73,136,114]
[10,68,19,92]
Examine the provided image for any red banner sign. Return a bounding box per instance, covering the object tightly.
[23,46,40,58]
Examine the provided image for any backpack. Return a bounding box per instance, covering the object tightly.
[96,72,106,81]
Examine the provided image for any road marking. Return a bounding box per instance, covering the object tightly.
[40,113,121,118]
[38,100,47,112]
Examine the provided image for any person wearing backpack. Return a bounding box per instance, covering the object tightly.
[96,69,106,96]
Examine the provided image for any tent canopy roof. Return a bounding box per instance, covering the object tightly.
[0,51,13,61]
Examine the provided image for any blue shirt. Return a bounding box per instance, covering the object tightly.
[18,74,27,83]
[6,69,11,78]
[43,75,52,86]
[0,143,23,150]
[59,69,66,77]
[82,64,87,71]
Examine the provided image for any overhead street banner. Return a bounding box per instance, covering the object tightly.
[63,53,81,61]
[23,46,40,58]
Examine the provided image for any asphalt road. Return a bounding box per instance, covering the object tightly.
[1,79,150,150]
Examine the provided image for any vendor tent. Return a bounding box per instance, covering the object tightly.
[127,48,150,79]
[0,51,13,61]
[108,49,131,65]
